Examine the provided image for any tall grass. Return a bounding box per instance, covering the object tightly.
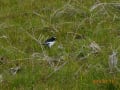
[0,0,120,90]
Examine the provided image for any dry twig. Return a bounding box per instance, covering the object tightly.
[46,61,68,79]
[108,51,120,73]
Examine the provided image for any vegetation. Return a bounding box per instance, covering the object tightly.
[0,0,120,89]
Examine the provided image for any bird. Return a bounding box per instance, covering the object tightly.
[43,37,56,48]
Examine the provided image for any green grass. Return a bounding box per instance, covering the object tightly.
[0,0,120,90]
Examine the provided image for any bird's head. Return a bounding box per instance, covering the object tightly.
[52,36,56,40]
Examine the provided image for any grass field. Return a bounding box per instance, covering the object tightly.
[0,0,120,90]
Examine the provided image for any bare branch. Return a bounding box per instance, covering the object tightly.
[90,3,120,12]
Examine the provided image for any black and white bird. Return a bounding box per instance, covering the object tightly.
[43,37,56,48]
